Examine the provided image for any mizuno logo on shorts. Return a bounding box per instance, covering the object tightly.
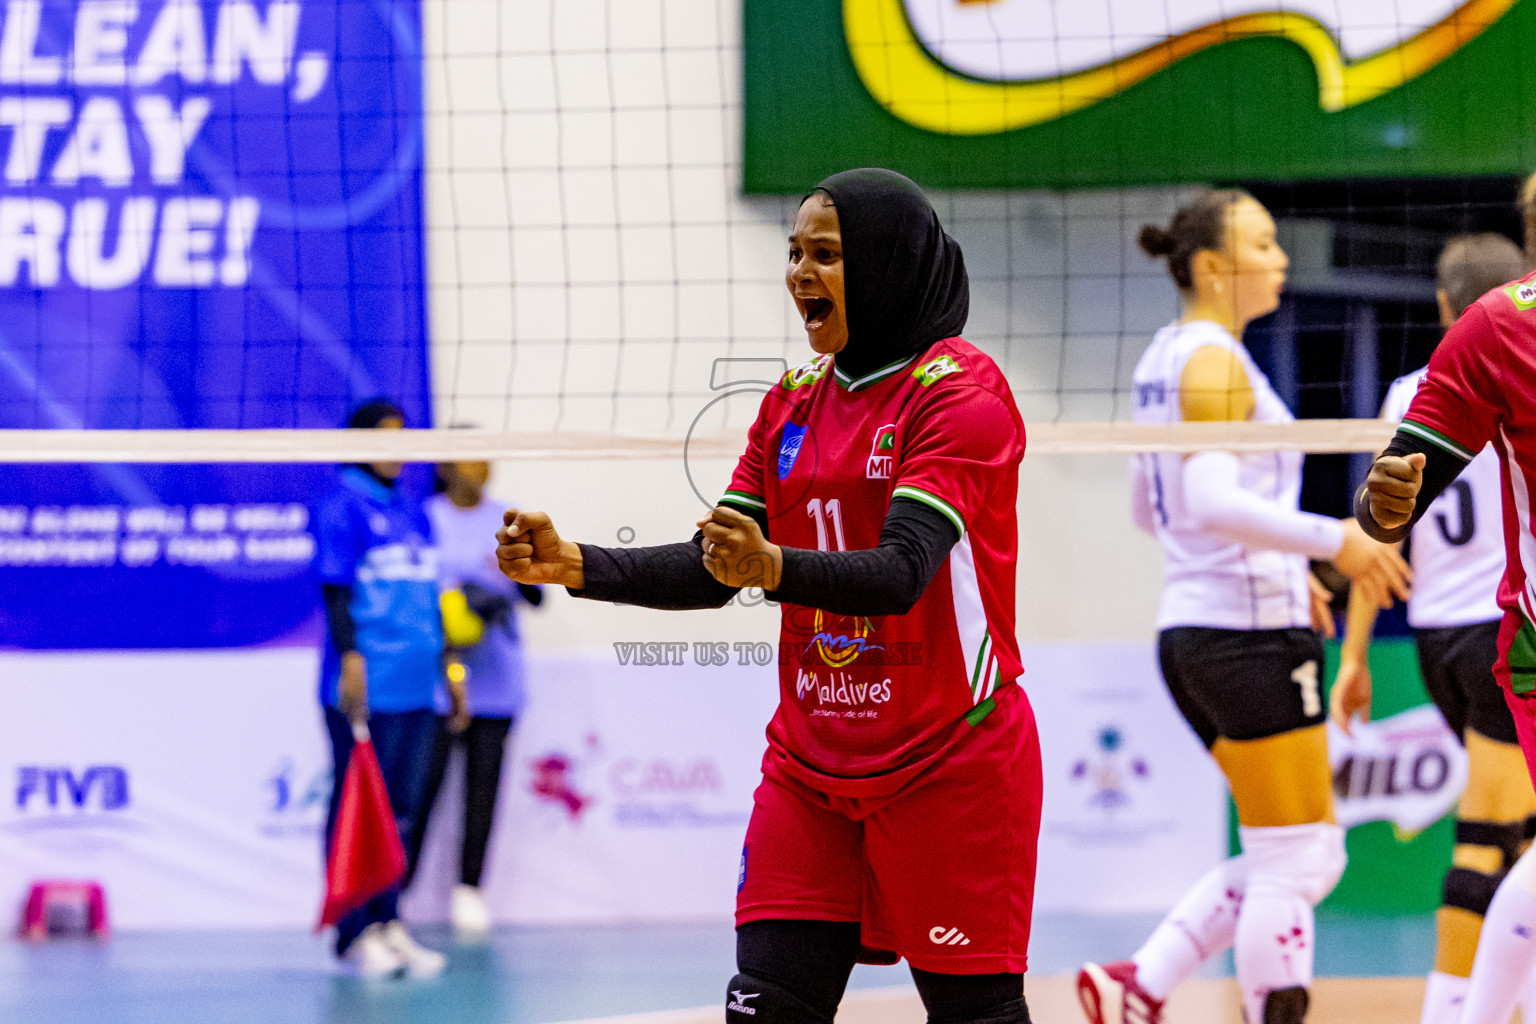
[727,989,759,1015]
[928,926,971,946]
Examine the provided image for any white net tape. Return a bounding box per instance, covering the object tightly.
[0,419,1396,463]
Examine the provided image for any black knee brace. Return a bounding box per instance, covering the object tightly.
[731,920,861,1023]
[1263,985,1309,1024]
[1444,819,1527,917]
[910,969,1030,1024]
[727,973,835,1024]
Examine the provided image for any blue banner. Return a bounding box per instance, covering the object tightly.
[0,0,429,648]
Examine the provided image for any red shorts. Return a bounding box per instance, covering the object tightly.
[735,686,1042,974]
[1504,687,1536,791]
[1494,610,1536,789]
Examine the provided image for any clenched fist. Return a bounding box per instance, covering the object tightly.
[697,506,782,590]
[1362,452,1427,532]
[496,509,584,589]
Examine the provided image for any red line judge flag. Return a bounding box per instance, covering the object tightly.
[317,722,406,931]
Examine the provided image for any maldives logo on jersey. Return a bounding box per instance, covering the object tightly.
[806,610,884,667]
[866,423,897,479]
[778,424,808,480]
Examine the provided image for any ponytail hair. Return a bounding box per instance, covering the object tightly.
[1138,189,1253,291]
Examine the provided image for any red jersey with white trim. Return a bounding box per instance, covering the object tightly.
[1398,270,1536,694]
[721,337,1026,797]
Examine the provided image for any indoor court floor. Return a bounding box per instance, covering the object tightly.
[0,909,1451,1024]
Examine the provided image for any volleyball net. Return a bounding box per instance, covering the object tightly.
[0,0,1529,467]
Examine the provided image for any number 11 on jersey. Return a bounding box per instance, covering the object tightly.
[806,498,846,552]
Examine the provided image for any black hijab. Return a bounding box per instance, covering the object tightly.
[347,398,404,430]
[811,168,969,381]
[345,398,405,487]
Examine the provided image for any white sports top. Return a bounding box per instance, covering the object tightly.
[1380,369,1504,629]
[1131,320,1329,631]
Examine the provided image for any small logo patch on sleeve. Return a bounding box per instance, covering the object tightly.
[912,354,962,385]
[1506,281,1536,311]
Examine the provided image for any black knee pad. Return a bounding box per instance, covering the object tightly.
[910,969,1030,1024]
[727,973,837,1023]
[1262,985,1310,1024]
[1444,865,1504,917]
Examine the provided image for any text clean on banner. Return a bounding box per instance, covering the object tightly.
[0,0,430,649]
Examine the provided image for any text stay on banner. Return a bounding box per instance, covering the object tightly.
[0,0,430,649]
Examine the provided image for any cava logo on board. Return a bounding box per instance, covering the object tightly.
[855,0,1510,135]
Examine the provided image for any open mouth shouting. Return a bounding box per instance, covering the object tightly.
[800,296,834,331]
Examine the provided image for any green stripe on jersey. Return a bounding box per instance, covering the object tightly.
[833,355,918,392]
[891,485,964,536]
[720,490,766,510]
[1399,419,1475,461]
[969,632,992,701]
[965,695,997,726]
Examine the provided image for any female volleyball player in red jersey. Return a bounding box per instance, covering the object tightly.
[1359,246,1536,1024]
[497,169,1038,1024]
[1079,191,1410,1024]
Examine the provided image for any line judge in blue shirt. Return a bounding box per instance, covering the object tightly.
[312,399,464,980]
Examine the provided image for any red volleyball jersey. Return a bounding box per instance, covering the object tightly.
[721,338,1026,797]
[1399,270,1536,695]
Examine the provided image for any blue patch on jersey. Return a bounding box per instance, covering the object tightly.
[738,843,749,892]
[778,424,806,480]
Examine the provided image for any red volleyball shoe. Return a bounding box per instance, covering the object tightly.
[1077,960,1164,1024]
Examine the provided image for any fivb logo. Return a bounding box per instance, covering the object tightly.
[16,766,129,811]
[866,422,896,479]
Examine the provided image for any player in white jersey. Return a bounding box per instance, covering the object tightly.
[1335,233,1536,1024]
[1078,190,1409,1024]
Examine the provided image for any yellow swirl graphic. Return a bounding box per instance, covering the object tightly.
[845,0,1517,136]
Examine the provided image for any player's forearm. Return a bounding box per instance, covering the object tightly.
[573,537,739,610]
[321,583,357,652]
[1128,456,1156,534]
[1183,451,1344,559]
[771,499,957,616]
[1339,578,1382,666]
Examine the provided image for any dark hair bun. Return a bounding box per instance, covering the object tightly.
[1138,224,1176,258]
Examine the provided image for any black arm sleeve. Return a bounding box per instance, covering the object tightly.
[321,583,356,653]
[570,506,770,610]
[770,497,960,617]
[1354,428,1472,543]
[517,583,544,607]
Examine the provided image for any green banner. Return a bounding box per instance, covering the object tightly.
[744,0,1536,193]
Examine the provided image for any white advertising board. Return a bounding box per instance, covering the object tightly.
[0,642,1226,928]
